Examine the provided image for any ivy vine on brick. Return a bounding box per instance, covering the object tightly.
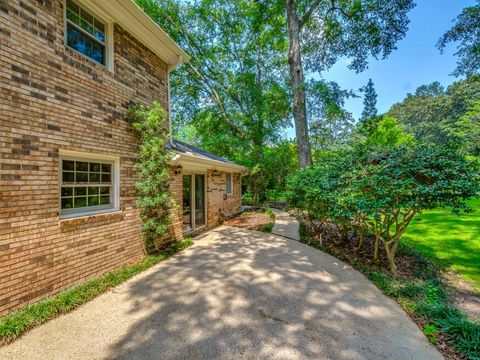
[127,101,173,253]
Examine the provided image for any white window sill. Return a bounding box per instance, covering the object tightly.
[60,208,120,221]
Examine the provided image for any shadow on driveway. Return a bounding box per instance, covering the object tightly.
[108,226,441,360]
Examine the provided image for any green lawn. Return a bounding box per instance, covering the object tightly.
[403,198,480,291]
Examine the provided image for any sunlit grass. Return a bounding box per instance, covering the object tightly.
[403,198,480,291]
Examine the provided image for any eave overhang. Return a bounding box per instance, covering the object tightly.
[169,153,249,175]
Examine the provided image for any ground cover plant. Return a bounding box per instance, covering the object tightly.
[0,239,193,346]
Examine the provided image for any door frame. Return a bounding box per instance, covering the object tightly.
[183,171,207,232]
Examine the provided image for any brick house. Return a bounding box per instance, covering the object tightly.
[0,0,246,316]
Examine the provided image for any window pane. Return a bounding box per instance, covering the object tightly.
[61,187,73,197]
[74,187,87,196]
[88,187,99,195]
[67,24,105,65]
[88,196,99,206]
[100,195,110,205]
[63,160,75,171]
[63,171,74,182]
[66,9,80,26]
[101,173,111,183]
[89,172,100,182]
[76,172,88,182]
[66,0,79,14]
[74,197,87,208]
[61,197,74,209]
[89,163,101,172]
[76,161,88,171]
[101,164,111,173]
[100,186,110,195]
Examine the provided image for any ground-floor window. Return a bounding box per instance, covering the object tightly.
[59,151,119,218]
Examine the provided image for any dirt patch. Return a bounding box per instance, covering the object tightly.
[442,271,480,322]
[224,211,274,232]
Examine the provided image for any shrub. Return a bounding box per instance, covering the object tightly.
[287,117,480,273]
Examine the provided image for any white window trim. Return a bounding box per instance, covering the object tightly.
[59,150,120,219]
[63,0,114,72]
[225,172,233,195]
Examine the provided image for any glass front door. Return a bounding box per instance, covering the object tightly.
[194,174,205,227]
[182,175,192,231]
[183,173,206,231]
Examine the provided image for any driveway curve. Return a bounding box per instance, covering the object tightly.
[0,226,442,360]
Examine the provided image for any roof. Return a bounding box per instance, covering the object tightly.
[78,0,189,69]
[168,140,248,173]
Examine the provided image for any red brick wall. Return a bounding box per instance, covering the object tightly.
[0,0,182,315]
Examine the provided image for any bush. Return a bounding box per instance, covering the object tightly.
[287,117,480,273]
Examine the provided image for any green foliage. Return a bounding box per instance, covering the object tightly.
[288,121,480,273]
[455,101,480,156]
[0,238,193,346]
[437,1,480,77]
[299,0,415,74]
[307,79,356,151]
[127,102,173,252]
[387,76,480,151]
[359,116,414,148]
[360,79,378,122]
[136,0,291,201]
[423,324,438,344]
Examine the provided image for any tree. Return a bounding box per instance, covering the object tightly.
[360,79,378,122]
[438,0,480,77]
[387,76,480,147]
[307,79,355,151]
[454,100,480,156]
[412,81,444,97]
[284,0,415,168]
[136,0,290,201]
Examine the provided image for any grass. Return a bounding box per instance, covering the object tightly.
[299,224,480,359]
[0,238,193,346]
[403,198,480,291]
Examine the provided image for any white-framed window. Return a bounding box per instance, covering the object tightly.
[225,172,233,195]
[64,0,113,70]
[59,151,119,218]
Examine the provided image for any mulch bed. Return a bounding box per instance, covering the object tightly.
[224,211,273,231]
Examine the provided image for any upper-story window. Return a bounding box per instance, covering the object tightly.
[65,0,107,66]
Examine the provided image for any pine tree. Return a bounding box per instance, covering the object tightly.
[360,79,378,122]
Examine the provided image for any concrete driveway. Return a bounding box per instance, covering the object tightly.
[0,226,442,360]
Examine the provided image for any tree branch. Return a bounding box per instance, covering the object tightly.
[299,0,324,29]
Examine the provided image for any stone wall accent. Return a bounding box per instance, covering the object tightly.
[0,0,183,316]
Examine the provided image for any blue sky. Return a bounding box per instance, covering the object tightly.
[287,0,475,138]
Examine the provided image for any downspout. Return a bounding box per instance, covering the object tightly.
[168,55,183,146]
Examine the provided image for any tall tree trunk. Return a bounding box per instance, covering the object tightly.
[286,0,312,168]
